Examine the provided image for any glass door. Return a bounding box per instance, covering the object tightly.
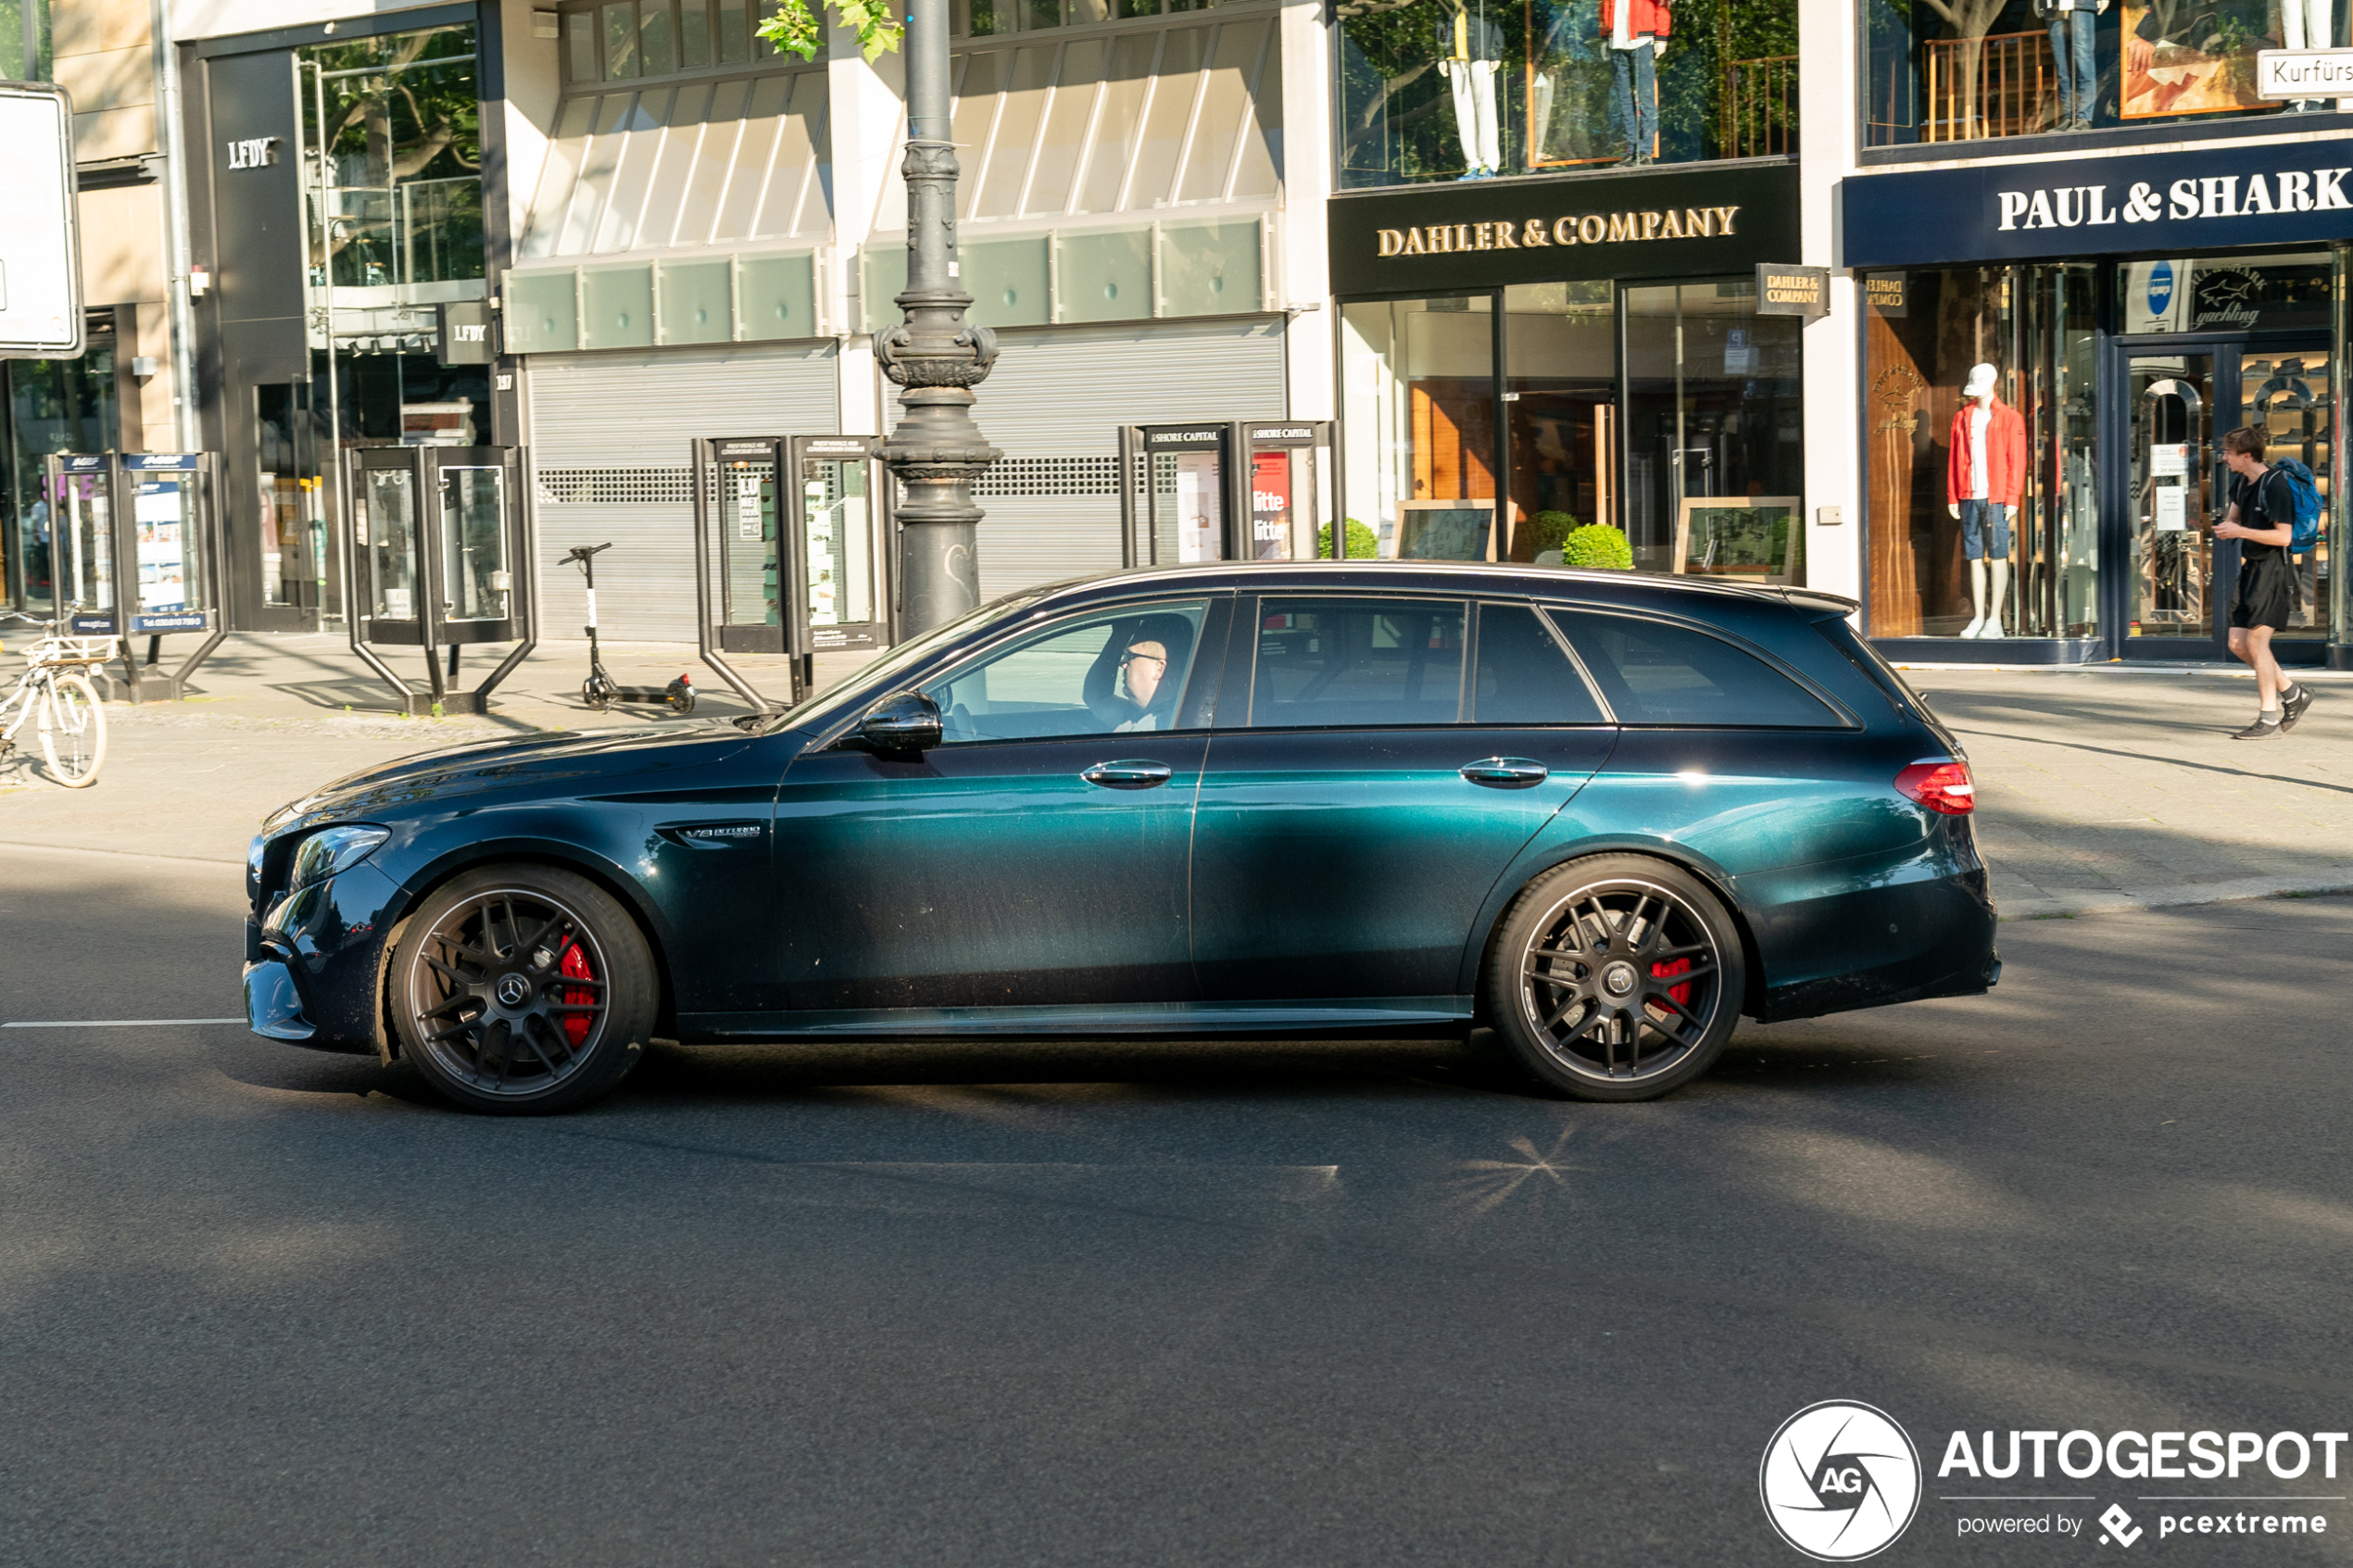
[2125,351,2215,649]
[2237,345,2334,644]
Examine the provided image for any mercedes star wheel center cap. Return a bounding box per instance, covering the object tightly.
[496,973,534,1008]
[1603,961,1638,997]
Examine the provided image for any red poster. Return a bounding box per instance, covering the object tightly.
[1251,451,1290,560]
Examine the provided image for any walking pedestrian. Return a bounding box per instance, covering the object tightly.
[2214,425,2316,739]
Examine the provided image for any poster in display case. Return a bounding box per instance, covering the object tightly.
[1674,496,1803,583]
[1393,499,1496,560]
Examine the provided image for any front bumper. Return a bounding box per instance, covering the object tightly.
[245,862,404,1056]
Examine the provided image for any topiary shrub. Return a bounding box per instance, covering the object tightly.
[1524,510,1578,556]
[1315,518,1381,559]
[1560,523,1634,571]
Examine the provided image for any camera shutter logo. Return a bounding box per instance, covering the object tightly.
[1759,1401,1922,1561]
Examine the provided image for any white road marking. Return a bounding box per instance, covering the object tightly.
[3,1018,245,1028]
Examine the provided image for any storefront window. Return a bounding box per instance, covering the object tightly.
[1867,0,2311,146]
[1504,281,1616,550]
[1343,279,1803,574]
[1339,0,1796,188]
[1622,281,1803,573]
[2116,253,2334,643]
[3,324,118,615]
[291,22,491,624]
[1863,265,2097,639]
[1340,296,1500,557]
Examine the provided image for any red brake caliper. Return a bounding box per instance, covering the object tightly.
[1651,958,1692,1010]
[559,942,596,1047]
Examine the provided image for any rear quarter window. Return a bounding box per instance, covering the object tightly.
[1546,609,1843,728]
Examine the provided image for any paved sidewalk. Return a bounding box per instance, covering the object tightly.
[1901,663,2353,917]
[4,629,2349,920]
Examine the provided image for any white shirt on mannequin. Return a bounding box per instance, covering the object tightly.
[1969,403,1991,500]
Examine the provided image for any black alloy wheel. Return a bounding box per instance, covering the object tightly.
[391,864,657,1114]
[1486,854,1745,1102]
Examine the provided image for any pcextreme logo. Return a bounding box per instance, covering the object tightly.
[1760,1401,1924,1561]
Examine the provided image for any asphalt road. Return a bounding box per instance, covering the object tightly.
[4,844,2351,1566]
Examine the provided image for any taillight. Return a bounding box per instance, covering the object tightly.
[1894,759,1975,815]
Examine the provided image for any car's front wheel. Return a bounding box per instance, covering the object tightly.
[1486,855,1745,1102]
[391,864,656,1114]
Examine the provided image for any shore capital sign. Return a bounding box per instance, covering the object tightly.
[1756,263,1830,320]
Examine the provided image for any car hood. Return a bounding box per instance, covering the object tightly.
[262,724,769,834]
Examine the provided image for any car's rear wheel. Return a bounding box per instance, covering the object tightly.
[1486,855,1745,1102]
[391,864,655,1114]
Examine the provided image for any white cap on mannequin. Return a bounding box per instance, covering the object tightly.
[1963,362,1998,398]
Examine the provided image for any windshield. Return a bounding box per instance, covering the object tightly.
[761,589,1051,734]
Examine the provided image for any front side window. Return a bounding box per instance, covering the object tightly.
[1337,0,1796,188]
[1248,596,1466,726]
[926,598,1212,743]
[1546,609,1838,726]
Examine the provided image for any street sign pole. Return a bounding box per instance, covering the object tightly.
[875,0,1000,636]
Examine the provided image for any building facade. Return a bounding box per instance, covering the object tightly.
[10,0,2344,668]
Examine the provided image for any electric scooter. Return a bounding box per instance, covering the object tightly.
[562,543,695,715]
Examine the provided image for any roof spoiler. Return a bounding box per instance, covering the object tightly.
[1780,587,1861,617]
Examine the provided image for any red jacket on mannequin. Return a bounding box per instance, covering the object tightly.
[1601,0,1672,38]
[1945,398,2026,509]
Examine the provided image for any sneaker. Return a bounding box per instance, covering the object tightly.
[2233,716,2283,740]
[2282,684,2315,732]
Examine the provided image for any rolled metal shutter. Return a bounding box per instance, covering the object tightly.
[887,317,1286,603]
[527,345,839,641]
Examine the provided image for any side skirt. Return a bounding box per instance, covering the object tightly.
[678,997,1478,1044]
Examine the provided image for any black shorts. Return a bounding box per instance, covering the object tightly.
[2231,551,2298,633]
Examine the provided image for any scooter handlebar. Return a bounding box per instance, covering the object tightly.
[561,542,615,565]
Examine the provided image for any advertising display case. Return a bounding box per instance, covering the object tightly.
[343,445,535,714]
[42,453,226,703]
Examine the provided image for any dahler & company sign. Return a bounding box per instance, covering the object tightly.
[1843,144,2353,267]
[1329,163,1798,294]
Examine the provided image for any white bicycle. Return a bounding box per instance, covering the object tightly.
[0,608,111,787]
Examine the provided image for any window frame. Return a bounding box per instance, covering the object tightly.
[912,592,1232,747]
[1229,590,1476,732]
[1538,603,1861,731]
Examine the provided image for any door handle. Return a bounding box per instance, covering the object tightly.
[1081,759,1174,790]
[1459,757,1550,788]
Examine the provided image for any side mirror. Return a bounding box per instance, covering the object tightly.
[860,690,943,753]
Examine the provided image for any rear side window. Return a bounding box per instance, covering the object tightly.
[1249,597,1466,727]
[1473,604,1605,724]
[1546,610,1841,728]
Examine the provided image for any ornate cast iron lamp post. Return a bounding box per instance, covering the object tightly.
[875,0,999,635]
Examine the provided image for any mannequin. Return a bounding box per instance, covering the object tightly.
[1529,0,1600,164]
[1944,361,2026,638]
[1438,0,1504,179]
[2033,0,2106,131]
[2280,0,2336,110]
[1602,0,1668,165]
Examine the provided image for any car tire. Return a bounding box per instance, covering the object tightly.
[390,864,657,1115]
[1484,854,1746,1103]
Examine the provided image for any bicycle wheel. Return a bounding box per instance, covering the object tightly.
[38,671,105,787]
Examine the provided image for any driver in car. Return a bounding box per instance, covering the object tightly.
[1114,639,1170,732]
[1110,613,1195,732]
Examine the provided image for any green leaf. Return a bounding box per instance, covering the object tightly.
[753,0,902,61]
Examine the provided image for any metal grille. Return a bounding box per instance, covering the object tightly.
[973,457,1121,499]
[534,468,693,505]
